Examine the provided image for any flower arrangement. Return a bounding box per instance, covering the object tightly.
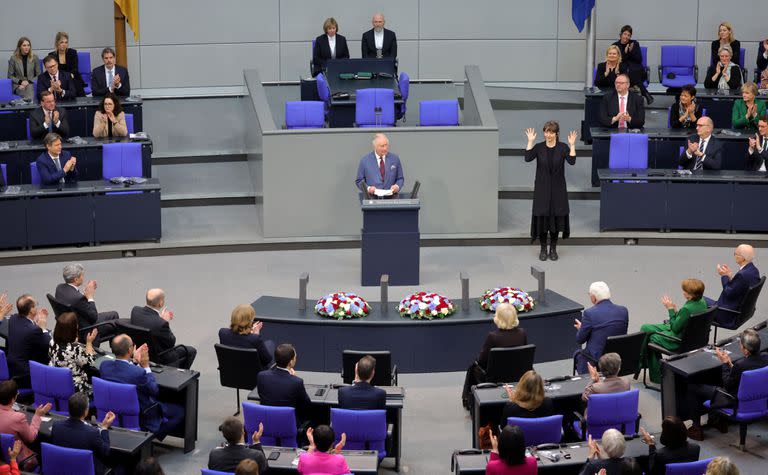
[479,287,536,312]
[315,292,371,320]
[398,292,455,320]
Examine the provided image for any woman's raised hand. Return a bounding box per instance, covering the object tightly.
[525,128,537,143]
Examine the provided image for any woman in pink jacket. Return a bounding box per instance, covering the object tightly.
[0,380,51,471]
[297,425,349,475]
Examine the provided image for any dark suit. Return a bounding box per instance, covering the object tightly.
[574,299,629,374]
[47,49,86,97]
[208,443,266,473]
[28,107,70,140]
[678,135,723,170]
[256,367,312,422]
[35,151,78,186]
[461,327,528,405]
[35,70,76,102]
[578,458,628,475]
[599,90,645,129]
[51,418,110,475]
[6,314,51,387]
[90,65,130,97]
[218,328,274,367]
[54,283,118,338]
[130,306,196,369]
[716,262,760,314]
[312,34,350,76]
[361,28,397,59]
[338,381,386,410]
[747,136,768,171]
[355,152,404,191]
[647,442,700,475]
[99,359,184,440]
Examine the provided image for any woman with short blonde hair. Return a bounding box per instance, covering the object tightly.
[594,45,628,90]
[312,16,350,76]
[711,22,740,67]
[218,304,275,367]
[732,82,766,130]
[493,303,519,330]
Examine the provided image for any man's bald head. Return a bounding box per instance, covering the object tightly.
[146,288,166,308]
[701,116,714,128]
[372,13,385,31]
[735,244,755,264]
[110,334,133,358]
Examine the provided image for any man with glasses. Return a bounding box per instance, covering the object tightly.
[679,116,723,170]
[705,244,760,325]
[747,116,768,171]
[599,73,645,129]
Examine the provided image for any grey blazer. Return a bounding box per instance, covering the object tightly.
[7,54,41,86]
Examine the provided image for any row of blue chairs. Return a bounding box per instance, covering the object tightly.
[285,99,459,129]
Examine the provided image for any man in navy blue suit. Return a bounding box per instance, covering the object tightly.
[91,48,130,98]
[7,294,51,388]
[51,392,114,475]
[256,344,312,423]
[706,244,761,326]
[36,55,76,102]
[355,133,404,196]
[338,355,386,410]
[35,133,78,186]
[99,334,185,440]
[573,282,629,375]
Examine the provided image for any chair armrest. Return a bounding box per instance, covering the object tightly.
[141,401,160,416]
[634,413,642,434]
[80,321,116,332]
[694,65,699,84]
[717,307,739,316]
[645,66,651,83]
[474,361,487,378]
[710,388,738,413]
[573,411,586,440]
[579,350,599,365]
[391,364,398,386]
[647,342,676,357]
[657,66,663,84]
[650,331,681,344]
[386,423,393,454]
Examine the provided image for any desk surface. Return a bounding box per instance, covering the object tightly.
[0,96,143,111]
[248,383,405,409]
[589,127,749,140]
[584,87,745,99]
[1,179,161,198]
[474,376,588,405]
[0,136,151,152]
[93,354,200,392]
[664,326,768,377]
[262,445,379,474]
[598,169,768,183]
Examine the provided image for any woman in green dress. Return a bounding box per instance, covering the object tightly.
[639,278,707,384]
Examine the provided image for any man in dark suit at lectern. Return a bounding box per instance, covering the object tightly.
[361,13,397,59]
[355,133,404,196]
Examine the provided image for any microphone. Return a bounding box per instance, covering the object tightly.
[375,106,382,127]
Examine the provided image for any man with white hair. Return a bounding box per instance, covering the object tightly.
[54,263,119,340]
[581,429,631,473]
[706,244,760,326]
[355,133,404,197]
[573,282,629,374]
[361,13,397,59]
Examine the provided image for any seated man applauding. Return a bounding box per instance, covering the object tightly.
[51,393,114,475]
[338,355,386,410]
[29,91,69,140]
[131,288,196,369]
[679,117,723,170]
[208,417,266,473]
[35,133,77,186]
[599,73,645,129]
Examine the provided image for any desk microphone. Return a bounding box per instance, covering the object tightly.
[374,106,382,127]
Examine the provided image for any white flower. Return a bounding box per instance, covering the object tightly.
[418,302,427,310]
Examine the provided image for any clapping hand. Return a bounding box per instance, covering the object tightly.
[587,362,600,382]
[567,130,578,147]
[715,347,732,365]
[83,279,97,299]
[112,74,121,88]
[503,384,515,401]
[8,440,21,461]
[35,402,52,417]
[333,432,347,454]
[687,140,700,155]
[252,422,264,444]
[0,294,12,320]
[35,308,49,329]
[63,157,77,173]
[587,434,601,459]
[715,62,723,76]
[53,111,60,124]
[574,318,582,330]
[86,328,98,345]
[625,42,634,53]
[639,427,654,445]
[716,263,732,277]
[749,135,758,150]
[160,307,174,322]
[490,432,499,454]
[101,411,116,429]
[306,427,316,451]
[661,295,676,311]
[252,320,263,334]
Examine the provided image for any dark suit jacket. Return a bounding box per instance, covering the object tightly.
[28,106,70,140]
[704,64,743,90]
[678,135,723,170]
[54,283,95,327]
[647,442,700,475]
[594,62,628,90]
[722,351,768,395]
[51,418,110,475]
[35,70,76,102]
[99,359,163,433]
[476,328,527,368]
[710,40,741,67]
[208,443,266,473]
[361,28,397,58]
[90,65,130,97]
[599,90,645,128]
[312,34,350,76]
[716,262,760,313]
[669,101,702,129]
[500,398,554,427]
[6,314,51,384]
[218,328,273,367]
[130,306,176,354]
[758,41,768,73]
[256,367,312,418]
[575,299,629,369]
[36,150,78,185]
[746,137,768,170]
[338,381,386,410]
[578,458,627,475]
[47,49,86,96]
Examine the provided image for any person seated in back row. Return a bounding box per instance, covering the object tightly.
[599,74,645,129]
[338,355,386,410]
[36,55,76,102]
[256,344,312,425]
[704,45,743,90]
[208,416,267,473]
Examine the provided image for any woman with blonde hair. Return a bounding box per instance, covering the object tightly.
[218,304,274,367]
[710,22,740,68]
[48,32,86,96]
[500,370,554,426]
[705,457,739,475]
[731,82,766,129]
[594,45,628,90]
[7,37,41,99]
[462,303,528,409]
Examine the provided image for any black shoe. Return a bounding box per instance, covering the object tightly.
[643,91,655,105]
[549,249,558,261]
[539,250,548,261]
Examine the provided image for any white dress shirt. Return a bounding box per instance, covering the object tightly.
[374,29,384,50]
[327,35,336,59]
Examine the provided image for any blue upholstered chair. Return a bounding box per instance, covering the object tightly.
[242,402,298,447]
[419,100,460,126]
[658,46,698,88]
[331,408,388,460]
[640,46,650,87]
[355,88,395,128]
[201,470,233,475]
[574,389,641,439]
[0,164,6,184]
[665,458,714,475]
[395,72,409,122]
[608,133,648,169]
[316,73,331,115]
[77,51,92,95]
[285,101,325,129]
[30,162,41,185]
[102,142,142,179]
[29,361,76,415]
[92,376,143,431]
[0,434,14,464]
[0,79,21,102]
[0,350,33,398]
[506,415,563,446]
[41,442,96,475]
[124,113,134,134]
[25,118,31,141]
[703,365,768,450]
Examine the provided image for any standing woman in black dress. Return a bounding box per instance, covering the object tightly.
[525,122,577,261]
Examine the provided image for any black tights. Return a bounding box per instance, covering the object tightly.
[539,231,558,250]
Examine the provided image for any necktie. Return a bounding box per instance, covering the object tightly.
[619,96,626,128]
[107,69,114,90]
[694,140,707,170]
[48,111,53,132]
[379,157,385,180]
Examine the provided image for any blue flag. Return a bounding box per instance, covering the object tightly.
[572,0,596,33]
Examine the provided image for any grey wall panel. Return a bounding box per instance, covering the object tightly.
[557,41,587,82]
[139,0,280,45]
[557,0,587,41]
[420,41,556,82]
[595,0,698,41]
[127,46,142,90]
[697,1,767,41]
[280,43,314,81]
[419,0,557,40]
[278,0,419,42]
[139,44,280,87]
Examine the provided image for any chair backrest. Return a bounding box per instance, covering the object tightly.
[641,46,648,69]
[665,457,714,475]
[25,118,31,141]
[29,361,76,415]
[717,276,767,330]
[585,389,640,438]
[739,47,746,70]
[46,293,72,318]
[124,113,134,134]
[677,306,716,352]
[0,434,13,464]
[341,350,394,386]
[1,164,6,184]
[355,88,395,127]
[242,402,298,447]
[734,365,768,419]
[486,344,536,383]
[77,51,92,87]
[331,408,387,459]
[506,415,563,446]
[396,72,410,120]
[660,45,696,72]
[115,319,154,356]
[0,78,19,102]
[285,101,325,129]
[202,470,234,475]
[608,133,649,169]
[102,142,143,179]
[0,350,9,381]
[214,343,263,391]
[41,442,95,475]
[601,331,646,377]
[92,376,141,430]
[30,162,41,185]
[419,100,460,126]
[316,73,330,103]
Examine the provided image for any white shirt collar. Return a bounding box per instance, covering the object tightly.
[275,366,291,373]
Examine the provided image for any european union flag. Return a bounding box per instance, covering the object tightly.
[572,0,596,33]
